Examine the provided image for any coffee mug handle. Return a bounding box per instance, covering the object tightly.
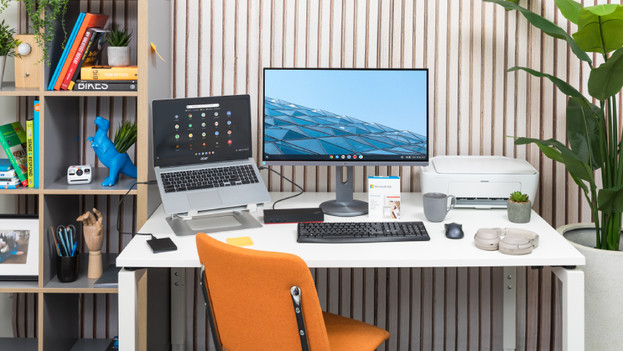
[447,195,456,212]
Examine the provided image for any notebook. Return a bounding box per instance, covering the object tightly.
[152,95,271,217]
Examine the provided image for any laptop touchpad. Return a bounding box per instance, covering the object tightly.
[188,191,222,210]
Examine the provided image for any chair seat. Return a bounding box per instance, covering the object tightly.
[323,312,390,351]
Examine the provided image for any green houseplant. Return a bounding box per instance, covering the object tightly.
[507,191,531,223]
[0,19,21,88]
[0,0,69,63]
[485,1,622,349]
[106,25,132,67]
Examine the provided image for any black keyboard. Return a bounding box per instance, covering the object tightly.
[160,165,259,193]
[297,221,430,243]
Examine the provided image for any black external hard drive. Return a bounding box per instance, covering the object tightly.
[147,236,178,253]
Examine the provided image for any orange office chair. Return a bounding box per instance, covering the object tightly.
[196,233,390,351]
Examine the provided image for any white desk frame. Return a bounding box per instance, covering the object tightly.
[117,192,585,351]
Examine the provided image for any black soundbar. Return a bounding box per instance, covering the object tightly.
[263,207,324,224]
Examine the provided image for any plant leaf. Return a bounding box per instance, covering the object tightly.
[555,0,582,24]
[588,48,623,100]
[508,66,586,99]
[598,186,623,213]
[566,97,603,170]
[483,0,591,63]
[572,5,623,54]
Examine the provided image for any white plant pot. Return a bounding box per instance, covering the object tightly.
[107,46,130,67]
[558,223,623,351]
[0,55,6,89]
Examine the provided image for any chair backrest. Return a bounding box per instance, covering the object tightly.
[196,234,331,351]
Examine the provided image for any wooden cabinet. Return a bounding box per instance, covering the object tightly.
[0,1,170,349]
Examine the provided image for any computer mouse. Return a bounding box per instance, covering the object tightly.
[444,222,464,239]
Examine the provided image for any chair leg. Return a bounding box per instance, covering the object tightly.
[201,269,223,351]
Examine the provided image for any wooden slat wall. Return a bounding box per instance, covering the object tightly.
[171,0,621,350]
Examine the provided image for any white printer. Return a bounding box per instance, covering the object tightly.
[421,156,539,208]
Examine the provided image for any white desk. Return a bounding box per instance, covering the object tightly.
[117,192,585,350]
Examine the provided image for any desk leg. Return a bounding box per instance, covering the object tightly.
[503,267,516,351]
[171,268,186,351]
[551,267,584,351]
[119,268,148,351]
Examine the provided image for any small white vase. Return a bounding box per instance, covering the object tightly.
[0,55,6,89]
[107,46,130,67]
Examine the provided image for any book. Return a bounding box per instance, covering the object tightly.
[33,101,39,188]
[80,65,138,80]
[48,12,85,90]
[0,122,28,187]
[59,27,94,90]
[26,119,34,188]
[0,158,12,171]
[94,264,121,288]
[0,177,21,186]
[73,80,137,91]
[53,13,110,90]
[68,28,109,90]
[0,183,22,189]
[0,169,16,179]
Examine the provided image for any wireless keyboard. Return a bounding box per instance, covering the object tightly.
[297,221,430,243]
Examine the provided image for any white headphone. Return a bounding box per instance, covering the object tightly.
[474,228,539,255]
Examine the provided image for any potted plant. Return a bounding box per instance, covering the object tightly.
[507,191,531,223]
[0,19,21,88]
[485,1,622,349]
[106,25,132,67]
[0,0,69,63]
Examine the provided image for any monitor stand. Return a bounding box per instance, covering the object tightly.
[320,166,368,217]
[166,206,263,236]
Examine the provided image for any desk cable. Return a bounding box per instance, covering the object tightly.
[258,166,304,209]
[117,180,157,237]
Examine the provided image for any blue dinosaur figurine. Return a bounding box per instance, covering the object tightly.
[87,116,137,186]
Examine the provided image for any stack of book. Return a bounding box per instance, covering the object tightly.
[47,12,137,92]
[0,160,21,189]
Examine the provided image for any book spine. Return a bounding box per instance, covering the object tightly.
[0,170,16,178]
[68,30,103,90]
[0,184,21,189]
[0,123,28,187]
[80,66,138,80]
[26,120,34,188]
[33,101,39,188]
[48,13,86,90]
[61,29,93,90]
[73,81,137,91]
[0,178,20,186]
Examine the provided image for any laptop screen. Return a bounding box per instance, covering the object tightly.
[152,95,253,167]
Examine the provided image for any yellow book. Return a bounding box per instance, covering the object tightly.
[80,65,138,80]
[26,120,34,188]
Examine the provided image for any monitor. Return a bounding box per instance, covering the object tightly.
[262,68,429,216]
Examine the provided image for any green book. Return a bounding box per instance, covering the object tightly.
[0,122,29,187]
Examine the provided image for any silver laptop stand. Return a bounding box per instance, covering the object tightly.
[166,206,263,236]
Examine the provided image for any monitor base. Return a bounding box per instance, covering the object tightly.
[320,199,368,217]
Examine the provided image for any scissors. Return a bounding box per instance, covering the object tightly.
[56,225,77,257]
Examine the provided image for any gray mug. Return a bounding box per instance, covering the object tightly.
[423,192,456,222]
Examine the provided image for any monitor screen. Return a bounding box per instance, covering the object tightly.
[262,68,429,166]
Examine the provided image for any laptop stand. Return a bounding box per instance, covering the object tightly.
[166,207,263,236]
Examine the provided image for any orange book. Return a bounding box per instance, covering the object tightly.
[53,13,109,90]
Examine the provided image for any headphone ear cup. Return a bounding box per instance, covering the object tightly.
[499,232,534,255]
[474,228,501,251]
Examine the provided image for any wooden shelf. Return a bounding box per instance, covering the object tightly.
[43,90,138,97]
[0,82,41,96]
[44,253,118,293]
[0,337,38,350]
[44,168,139,195]
[0,280,39,293]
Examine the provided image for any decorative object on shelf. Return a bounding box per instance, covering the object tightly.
[0,215,38,281]
[53,224,78,282]
[106,25,132,67]
[0,19,21,88]
[76,208,104,279]
[14,34,41,88]
[484,1,623,349]
[507,191,531,223]
[0,0,69,63]
[87,116,137,186]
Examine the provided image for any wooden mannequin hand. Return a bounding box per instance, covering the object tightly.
[77,208,104,252]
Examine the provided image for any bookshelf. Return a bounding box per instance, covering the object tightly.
[0,1,170,350]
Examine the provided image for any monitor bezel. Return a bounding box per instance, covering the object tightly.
[261,67,430,167]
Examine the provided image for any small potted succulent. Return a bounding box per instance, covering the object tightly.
[106,25,132,67]
[507,191,531,223]
[0,19,21,88]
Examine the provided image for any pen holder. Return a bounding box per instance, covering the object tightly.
[57,254,79,283]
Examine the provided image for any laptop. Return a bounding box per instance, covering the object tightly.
[152,95,271,218]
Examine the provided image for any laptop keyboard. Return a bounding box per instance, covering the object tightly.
[160,165,259,193]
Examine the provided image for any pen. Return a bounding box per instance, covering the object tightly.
[50,226,61,256]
